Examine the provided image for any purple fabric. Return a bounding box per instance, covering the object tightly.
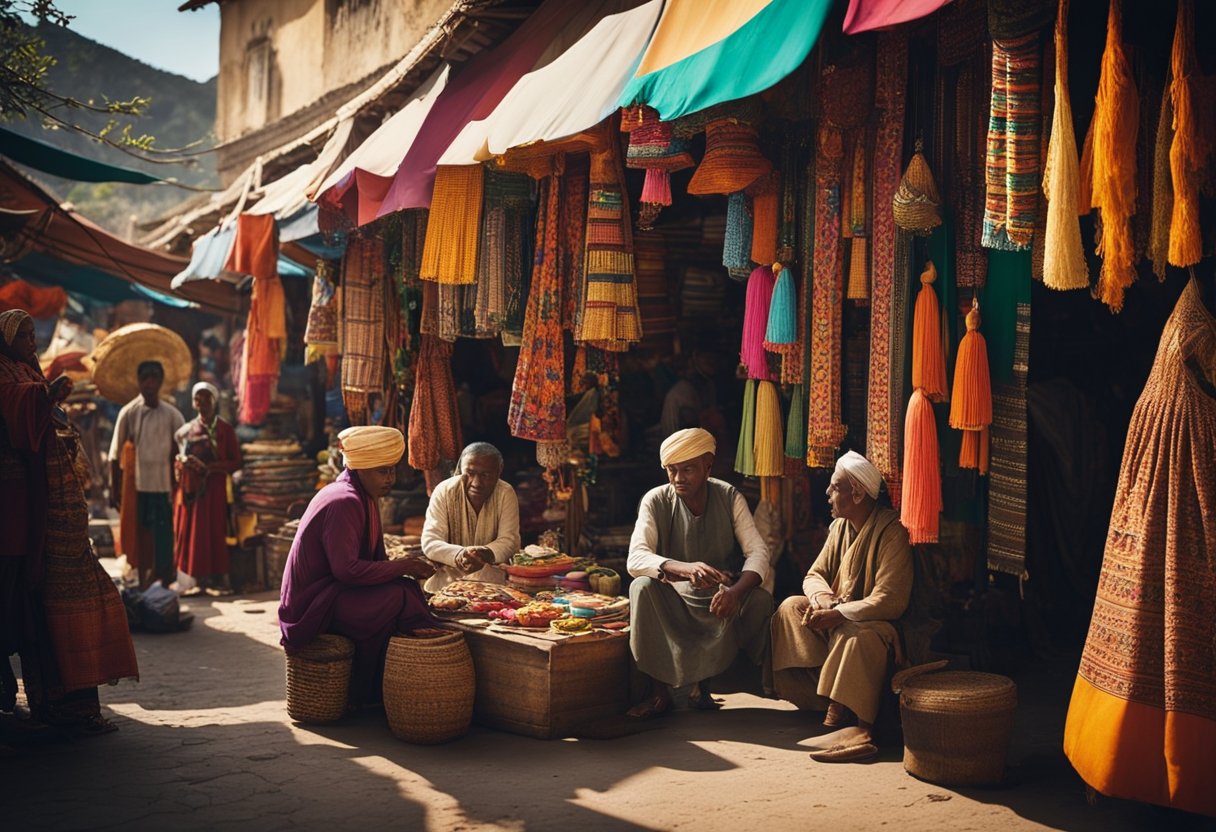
[277,469,434,703]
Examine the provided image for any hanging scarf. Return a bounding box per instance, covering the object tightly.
[560,154,590,333]
[955,53,992,288]
[982,32,1042,252]
[1090,0,1139,312]
[740,265,775,380]
[304,260,338,364]
[1149,66,1175,280]
[1168,0,1204,268]
[753,380,784,477]
[407,334,462,472]
[734,378,756,477]
[475,169,533,336]
[419,165,484,285]
[341,236,386,425]
[722,192,754,279]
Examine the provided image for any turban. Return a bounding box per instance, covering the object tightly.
[192,381,220,402]
[659,427,716,467]
[0,309,31,346]
[339,425,405,470]
[836,450,882,500]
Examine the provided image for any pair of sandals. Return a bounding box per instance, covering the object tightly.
[807,704,878,763]
[627,683,722,720]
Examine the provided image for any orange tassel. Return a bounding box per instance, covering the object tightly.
[949,299,993,473]
[1090,0,1139,312]
[1077,118,1094,215]
[901,389,941,545]
[751,177,779,266]
[911,261,948,401]
[1168,0,1204,268]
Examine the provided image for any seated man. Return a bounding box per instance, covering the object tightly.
[626,428,773,719]
[769,451,912,762]
[278,426,437,706]
[421,441,520,594]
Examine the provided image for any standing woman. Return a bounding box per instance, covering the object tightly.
[0,309,138,733]
[174,382,241,595]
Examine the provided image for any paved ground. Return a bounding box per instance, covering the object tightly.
[3,582,1210,831]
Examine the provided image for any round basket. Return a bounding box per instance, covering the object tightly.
[900,671,1017,786]
[383,632,475,744]
[90,323,193,404]
[285,634,354,724]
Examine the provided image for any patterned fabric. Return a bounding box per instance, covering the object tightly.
[303,263,338,364]
[1065,279,1216,816]
[419,165,484,285]
[341,237,386,426]
[866,31,908,505]
[407,334,462,472]
[806,123,847,469]
[955,53,992,288]
[559,155,589,332]
[723,191,753,279]
[575,145,641,351]
[508,171,566,442]
[983,33,1042,251]
[986,303,1030,576]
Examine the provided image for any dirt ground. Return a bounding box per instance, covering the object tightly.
[3,582,1209,832]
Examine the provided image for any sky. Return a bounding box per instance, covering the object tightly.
[26,1,221,83]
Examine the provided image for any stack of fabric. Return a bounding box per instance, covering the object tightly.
[235,439,318,535]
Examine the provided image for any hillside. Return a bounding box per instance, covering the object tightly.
[5,20,218,237]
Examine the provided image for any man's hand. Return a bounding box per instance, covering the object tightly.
[709,585,741,619]
[400,558,437,581]
[663,561,729,589]
[48,375,73,403]
[455,548,491,574]
[804,607,845,631]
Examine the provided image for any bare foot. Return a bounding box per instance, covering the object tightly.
[798,725,873,751]
[626,692,672,720]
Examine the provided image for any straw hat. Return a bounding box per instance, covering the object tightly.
[687,119,772,196]
[91,323,192,404]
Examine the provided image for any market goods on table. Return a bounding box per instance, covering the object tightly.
[384,534,423,560]
[428,580,533,614]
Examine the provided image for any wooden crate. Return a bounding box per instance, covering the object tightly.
[446,621,629,740]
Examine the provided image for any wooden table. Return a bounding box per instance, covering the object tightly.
[443,619,630,740]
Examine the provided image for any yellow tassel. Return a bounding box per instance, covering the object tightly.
[753,381,785,477]
[912,261,948,401]
[1168,0,1204,268]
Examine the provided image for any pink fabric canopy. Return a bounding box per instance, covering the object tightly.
[842,0,953,34]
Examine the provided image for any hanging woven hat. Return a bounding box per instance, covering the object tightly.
[623,106,694,228]
[893,139,943,235]
[91,323,192,404]
[687,119,772,196]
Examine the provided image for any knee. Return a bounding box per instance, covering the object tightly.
[629,575,662,602]
[775,594,808,624]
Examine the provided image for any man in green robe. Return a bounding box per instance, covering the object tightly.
[769,450,913,762]
[626,428,773,719]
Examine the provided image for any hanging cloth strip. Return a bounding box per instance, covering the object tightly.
[508,165,567,441]
[560,154,590,333]
[475,169,533,336]
[844,134,869,301]
[419,165,485,284]
[1167,0,1204,269]
[752,380,784,477]
[784,382,806,460]
[749,171,780,267]
[982,32,1042,252]
[865,30,908,506]
[722,192,754,279]
[341,236,386,425]
[740,265,775,381]
[734,378,756,477]
[229,213,285,426]
[777,135,807,387]
[1090,0,1139,312]
[407,333,463,472]
[1149,65,1175,280]
[303,260,339,365]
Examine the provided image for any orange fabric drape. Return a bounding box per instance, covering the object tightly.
[1167,0,1204,268]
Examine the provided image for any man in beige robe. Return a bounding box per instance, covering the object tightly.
[769,451,912,761]
[421,442,521,593]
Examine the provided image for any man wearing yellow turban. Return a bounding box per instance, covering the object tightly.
[768,450,913,762]
[278,426,439,706]
[626,428,773,719]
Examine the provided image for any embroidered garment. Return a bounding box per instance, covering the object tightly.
[407,334,462,473]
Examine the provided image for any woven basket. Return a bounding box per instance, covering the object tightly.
[899,670,1017,786]
[285,634,354,724]
[383,632,475,744]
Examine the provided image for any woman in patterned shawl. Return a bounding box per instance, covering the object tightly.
[0,309,138,734]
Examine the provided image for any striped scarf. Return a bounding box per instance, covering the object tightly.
[982,32,1042,252]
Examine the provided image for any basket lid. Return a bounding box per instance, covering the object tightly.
[902,671,1017,711]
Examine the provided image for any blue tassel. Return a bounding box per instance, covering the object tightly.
[723,192,753,279]
[764,263,796,345]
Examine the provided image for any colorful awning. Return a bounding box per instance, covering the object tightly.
[438,0,662,166]
[617,0,832,120]
[0,126,166,185]
[842,0,954,35]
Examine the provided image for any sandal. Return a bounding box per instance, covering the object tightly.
[71,714,119,737]
[689,683,723,711]
[626,693,672,720]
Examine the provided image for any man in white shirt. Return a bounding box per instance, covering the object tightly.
[420,442,521,593]
[626,428,773,719]
[110,361,185,587]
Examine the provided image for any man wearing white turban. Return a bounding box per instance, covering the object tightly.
[278,426,439,706]
[625,428,773,719]
[768,449,913,762]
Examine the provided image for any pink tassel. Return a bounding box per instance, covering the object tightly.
[641,168,672,206]
[740,265,775,380]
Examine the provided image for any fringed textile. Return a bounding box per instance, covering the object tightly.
[1168,0,1203,268]
[723,192,753,279]
[1150,67,1175,280]
[407,334,463,472]
[420,165,484,285]
[1042,0,1089,291]
[476,169,533,335]
[911,261,949,401]
[752,380,784,477]
[1090,0,1139,312]
[955,54,991,288]
[982,33,1042,251]
[575,146,641,351]
[764,263,797,348]
[901,388,942,544]
[749,172,779,266]
[949,301,993,473]
[341,236,386,425]
[734,379,756,476]
[785,383,807,460]
[740,265,775,380]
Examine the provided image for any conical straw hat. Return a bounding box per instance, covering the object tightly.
[90,323,192,404]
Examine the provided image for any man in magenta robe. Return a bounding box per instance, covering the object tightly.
[278,426,437,705]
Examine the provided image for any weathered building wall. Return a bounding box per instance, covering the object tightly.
[214,0,450,184]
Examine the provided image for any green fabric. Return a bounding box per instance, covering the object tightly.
[137,491,175,585]
[618,0,832,121]
[1,126,163,184]
[735,378,756,475]
[983,250,1033,386]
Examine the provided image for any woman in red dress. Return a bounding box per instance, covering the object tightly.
[173,382,241,594]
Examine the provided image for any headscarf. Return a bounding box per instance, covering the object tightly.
[659,427,716,467]
[192,381,220,403]
[0,309,31,346]
[836,450,883,500]
[338,425,405,470]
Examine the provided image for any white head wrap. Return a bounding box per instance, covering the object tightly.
[659,427,716,467]
[339,426,405,470]
[192,381,220,403]
[835,450,882,500]
[0,309,31,346]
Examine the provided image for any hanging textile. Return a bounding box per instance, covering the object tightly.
[901,389,942,544]
[749,172,779,266]
[0,279,66,317]
[784,383,806,460]
[473,169,533,337]
[1149,66,1175,280]
[508,168,566,441]
[407,334,463,473]
[622,106,694,230]
[229,214,285,426]
[1063,278,1216,818]
[805,124,847,468]
[722,192,754,279]
[953,54,992,289]
[575,144,639,351]
[303,261,338,365]
[982,32,1041,252]
[560,154,590,333]
[844,137,869,300]
[734,378,756,476]
[842,0,952,35]
[419,165,484,285]
[777,136,807,385]
[865,30,909,506]
[911,261,949,401]
[740,265,775,381]
[763,263,797,349]
[341,236,386,425]
[949,300,993,473]
[753,380,784,477]
[1168,0,1204,269]
[1090,0,1139,312]
[1042,0,1089,292]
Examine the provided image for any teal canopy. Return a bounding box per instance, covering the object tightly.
[0,126,165,185]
